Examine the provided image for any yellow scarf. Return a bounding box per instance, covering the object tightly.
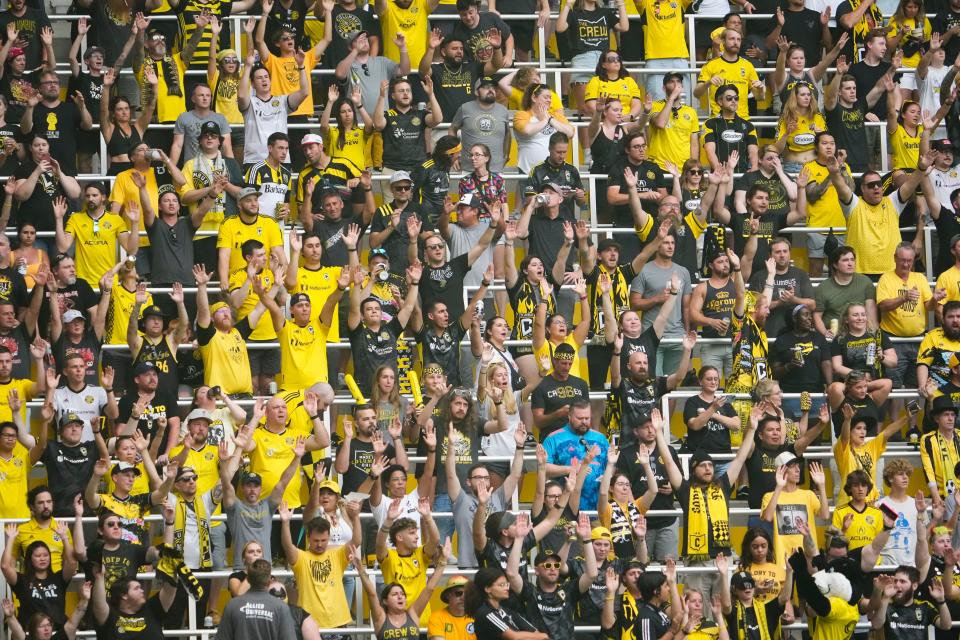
[921,430,960,497]
[172,494,212,569]
[686,483,730,561]
[733,600,772,640]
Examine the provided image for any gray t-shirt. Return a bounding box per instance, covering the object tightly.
[347,56,399,113]
[452,485,507,568]
[449,222,490,287]
[147,215,197,285]
[450,101,511,173]
[226,497,276,569]
[630,261,693,338]
[173,111,231,166]
[218,590,297,640]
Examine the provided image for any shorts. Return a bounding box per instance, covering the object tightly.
[899,70,917,91]
[571,50,602,84]
[77,129,100,155]
[888,341,919,388]
[806,232,846,259]
[506,19,535,53]
[248,340,281,377]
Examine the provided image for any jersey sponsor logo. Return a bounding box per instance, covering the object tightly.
[793,132,815,146]
[720,129,743,143]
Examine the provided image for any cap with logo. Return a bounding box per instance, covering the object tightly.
[289,292,311,306]
[133,361,159,376]
[199,121,222,139]
[142,305,164,319]
[240,472,262,485]
[457,193,484,209]
[774,451,801,467]
[316,478,341,494]
[111,461,142,476]
[475,76,497,90]
[731,571,756,590]
[59,413,84,429]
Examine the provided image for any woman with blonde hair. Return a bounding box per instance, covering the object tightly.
[477,355,530,485]
[754,378,808,444]
[207,17,244,159]
[774,81,827,173]
[371,365,409,439]
[498,67,563,111]
[829,303,896,399]
[227,541,264,597]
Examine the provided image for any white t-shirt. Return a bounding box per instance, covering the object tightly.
[878,494,918,567]
[242,94,292,165]
[169,490,219,570]
[54,384,108,442]
[514,115,556,174]
[480,393,522,460]
[931,167,960,212]
[919,66,949,140]
[372,488,422,548]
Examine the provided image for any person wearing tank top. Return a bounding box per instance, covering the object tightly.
[690,251,737,380]
[127,284,188,403]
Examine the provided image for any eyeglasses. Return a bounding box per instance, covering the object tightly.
[392,184,412,191]
[177,475,198,482]
[426,243,445,250]
[545,493,562,500]
[469,474,490,481]
[539,561,562,569]
[605,55,621,62]
[863,180,883,189]
[450,589,465,597]
[722,94,739,101]
[629,143,647,149]
[660,202,680,210]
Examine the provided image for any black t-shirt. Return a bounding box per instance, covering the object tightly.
[620,328,660,382]
[745,443,797,509]
[473,602,539,639]
[635,601,672,640]
[531,504,578,559]
[311,215,367,268]
[68,73,104,127]
[369,203,425,272]
[933,204,960,277]
[117,391,179,448]
[31,102,82,175]
[12,571,68,628]
[936,10,960,61]
[849,60,893,119]
[831,394,881,437]
[566,8,619,55]
[527,211,570,275]
[96,596,166,640]
[676,474,734,557]
[341,437,398,495]
[774,8,825,65]
[0,121,20,175]
[826,101,869,173]
[0,70,40,126]
[769,330,830,392]
[683,394,736,454]
[607,159,667,230]
[0,323,33,379]
[702,116,758,175]
[381,108,429,171]
[100,541,149,592]
[448,13,512,62]
[734,170,790,219]
[411,159,451,227]
[40,440,99,516]
[616,440,679,528]
[417,320,467,387]
[516,579,579,640]
[723,598,785,640]
[40,279,98,336]
[530,374,591,440]
[831,331,890,377]
[348,318,405,397]
[325,5,380,65]
[479,530,537,573]
[53,328,102,386]
[430,61,484,123]
[13,161,69,232]
[420,254,472,320]
[642,216,700,282]
[0,7,51,69]
[615,376,668,445]
[730,210,791,274]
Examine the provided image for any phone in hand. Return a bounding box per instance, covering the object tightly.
[879,502,899,523]
[907,399,920,416]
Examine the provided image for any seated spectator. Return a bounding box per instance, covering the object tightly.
[814,246,878,339]
[829,370,889,437]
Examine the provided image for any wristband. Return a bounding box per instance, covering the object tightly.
[934,599,947,606]
[411,280,420,285]
[494,401,502,406]
[348,247,358,252]
[310,414,321,421]
[164,520,175,526]
[427,448,436,453]
[731,267,741,272]
[482,280,491,287]
[516,445,525,451]
[104,388,113,393]
[579,295,588,301]
[613,351,621,356]
[338,285,348,292]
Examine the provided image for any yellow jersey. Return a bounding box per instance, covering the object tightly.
[278,318,330,389]
[105,281,152,345]
[263,49,317,118]
[216,215,283,277]
[584,76,643,113]
[831,503,884,549]
[891,123,922,171]
[808,597,860,640]
[293,546,352,628]
[380,0,431,67]
[648,101,699,170]
[287,265,342,341]
[638,0,691,59]
[697,55,759,118]
[167,444,220,495]
[0,379,33,423]
[776,113,827,154]
[181,156,231,234]
[877,271,932,337]
[938,266,960,306]
[228,268,276,341]
[13,519,71,573]
[198,324,253,395]
[801,160,850,229]
[65,212,127,285]
[427,609,477,640]
[208,70,243,124]
[0,442,30,519]
[382,546,432,622]
[105,461,149,496]
[249,427,304,508]
[325,125,368,172]
[109,169,159,248]
[887,16,932,68]
[833,434,887,505]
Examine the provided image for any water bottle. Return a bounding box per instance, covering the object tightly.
[865,342,876,367]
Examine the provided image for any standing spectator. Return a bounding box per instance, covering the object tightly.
[0,26,55,126]
[373,76,441,176]
[606,132,668,261]
[449,77,511,173]
[531,343,591,439]
[802,134,853,276]
[205,19,245,159]
[427,576,475,639]
[542,399,608,511]
[411,135,461,227]
[67,18,105,175]
[695,29,763,118]
[921,396,960,500]
[702,84,758,174]
[747,237,816,338]
[0,0,51,70]
[244,133,293,221]
[377,0,441,71]
[878,459,918,566]
[335,30,410,117]
[515,187,576,310]
[216,187,285,287]
[836,0,884,64]
[98,66,157,176]
[684,367,740,459]
[13,136,81,237]
[814,246,878,338]
[769,306,832,419]
[583,51,642,121]
[51,354,118,443]
[823,57,887,175]
[169,84,234,167]
[760,456,830,565]
[637,0,692,99]
[449,0,513,63]
[525,133,586,221]
[766,4,833,68]
[648,74,700,172]
[512,84,575,176]
[690,252,737,378]
[849,33,895,165]
[420,30,503,124]
[218,559,298,640]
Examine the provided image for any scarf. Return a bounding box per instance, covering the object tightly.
[150,55,182,98]
[685,483,730,561]
[921,429,960,496]
[609,498,642,558]
[173,494,212,569]
[733,600,772,640]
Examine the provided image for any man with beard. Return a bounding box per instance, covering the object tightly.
[216,187,286,289]
[506,512,597,640]
[694,29,764,117]
[542,399,608,512]
[369,172,425,272]
[872,566,951,637]
[656,407,757,606]
[449,76,511,172]
[293,135,362,230]
[116,362,180,459]
[20,69,93,176]
[747,237,816,339]
[374,76,442,176]
[41,254,98,334]
[531,343,591,439]
[139,180,209,291]
[690,251,737,378]
[127,283,188,403]
[411,135,463,227]
[418,31,503,123]
[10,487,72,574]
[606,132,669,262]
[919,301,960,394]
[734,147,797,218]
[0,236,28,314]
[609,331,696,445]
[333,31,405,114]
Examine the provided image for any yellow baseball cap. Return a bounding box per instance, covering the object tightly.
[316,479,341,494]
[591,526,612,541]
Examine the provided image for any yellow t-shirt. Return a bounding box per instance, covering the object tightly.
[877,271,932,337]
[776,113,827,154]
[831,503,884,550]
[697,55,759,118]
[167,444,220,495]
[249,427,304,508]
[844,194,906,274]
[535,336,586,380]
[180,156,231,234]
[427,608,477,640]
[325,126,368,172]
[105,281,152,345]
[381,0,431,67]
[263,49,317,118]
[279,318,330,389]
[216,215,283,277]
[13,519,71,573]
[639,0,692,59]
[833,433,887,506]
[228,268,276,341]
[0,379,33,423]
[887,16,932,68]
[109,169,158,248]
[292,546,352,628]
[65,212,127,285]
[801,160,850,229]
[287,266,342,342]
[760,487,820,565]
[937,265,960,305]
[746,561,784,604]
[647,102,699,170]
[382,546,431,622]
[199,326,253,395]
[584,76,643,113]
[138,53,186,124]
[0,442,30,519]
[891,123,922,171]
[208,69,243,124]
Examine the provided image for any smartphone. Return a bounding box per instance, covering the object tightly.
[611,432,620,448]
[879,502,899,522]
[907,399,920,416]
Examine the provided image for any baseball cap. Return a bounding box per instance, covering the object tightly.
[597,238,622,253]
[543,182,564,194]
[475,76,497,90]
[240,472,262,485]
[535,550,563,565]
[63,309,85,324]
[184,408,214,424]
[389,171,413,185]
[731,571,756,590]
[440,576,470,602]
[457,193,483,209]
[132,361,159,376]
[111,461,142,476]
[485,511,516,540]
[934,139,954,151]
[775,451,800,467]
[199,121,222,138]
[238,186,260,201]
[59,413,84,429]
[290,292,311,306]
[316,478,341,494]
[345,30,368,45]
[176,465,198,481]
[142,305,164,319]
[301,133,324,147]
[591,526,612,541]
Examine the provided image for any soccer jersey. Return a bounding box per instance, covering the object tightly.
[382,546,431,622]
[228,268,276,341]
[13,520,71,573]
[831,503,884,549]
[65,212,127,285]
[802,160,852,230]
[891,123,923,171]
[325,126,368,173]
[584,76,642,113]
[776,113,827,154]
[639,0,692,59]
[427,609,477,640]
[197,320,254,395]
[380,0,431,66]
[647,102,699,170]
[105,281,151,345]
[262,49,316,118]
[834,434,887,505]
[877,271,933,337]
[250,427,304,508]
[0,442,30,519]
[278,318,330,389]
[918,328,960,387]
[0,379,32,423]
[287,265,342,341]
[216,215,283,277]
[697,55,759,118]
[244,161,293,220]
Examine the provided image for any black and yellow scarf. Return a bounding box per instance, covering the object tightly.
[172,494,212,569]
[733,600,772,640]
[685,483,730,561]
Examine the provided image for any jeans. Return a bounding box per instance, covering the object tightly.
[645,519,680,562]
[781,395,827,422]
[433,492,456,551]
[644,58,687,100]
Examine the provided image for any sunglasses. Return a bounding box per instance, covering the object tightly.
[426,243,445,250]
[722,94,739,101]
[392,184,412,191]
[370,248,388,256]
[539,561,562,569]
[177,475,198,482]
[222,57,239,63]
[863,180,883,189]
[687,169,703,175]
[449,589,465,597]
[605,55,621,62]
[151,34,165,42]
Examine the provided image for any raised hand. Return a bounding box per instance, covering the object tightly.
[809,461,826,486]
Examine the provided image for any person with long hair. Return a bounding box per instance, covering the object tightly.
[754,378,808,444]
[828,370,889,438]
[684,365,740,458]
[583,50,644,122]
[531,278,590,380]
[886,0,932,100]
[227,541,264,597]
[774,81,827,173]
[586,95,642,220]
[353,538,450,640]
[465,566,547,639]
[2,522,77,628]
[207,18,244,160]
[12,220,47,290]
[829,303,896,398]
[502,224,554,382]
[498,67,563,112]
[99,66,157,175]
[598,446,658,560]
[738,528,785,604]
[513,83,574,175]
[320,84,373,172]
[680,588,729,639]
[6,582,90,640]
[370,365,409,438]
[770,34,847,110]
[477,353,531,486]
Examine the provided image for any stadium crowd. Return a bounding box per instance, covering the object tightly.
[5,0,960,638]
